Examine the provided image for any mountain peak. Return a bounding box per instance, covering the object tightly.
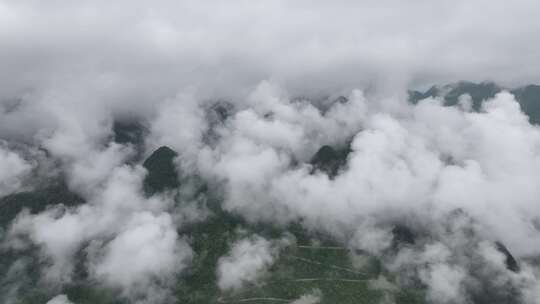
[142,146,180,195]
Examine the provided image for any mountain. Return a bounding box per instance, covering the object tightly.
[511,84,540,124]
[142,146,180,195]
[309,144,351,178]
[409,81,540,124]
[0,181,84,228]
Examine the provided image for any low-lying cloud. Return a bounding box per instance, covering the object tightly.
[6,165,192,302]
[2,79,540,302]
[217,235,281,291]
[2,1,540,303]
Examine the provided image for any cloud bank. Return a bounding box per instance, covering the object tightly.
[217,235,281,291]
[1,1,540,303]
[2,0,540,101]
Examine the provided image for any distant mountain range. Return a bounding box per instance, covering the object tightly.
[409,81,540,124]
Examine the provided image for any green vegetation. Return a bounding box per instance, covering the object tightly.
[112,120,146,146]
[142,146,180,195]
[511,84,540,124]
[0,180,84,227]
[310,144,351,178]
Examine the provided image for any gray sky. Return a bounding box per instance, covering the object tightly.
[1,0,540,99]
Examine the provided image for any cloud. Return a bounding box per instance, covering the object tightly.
[146,91,207,168]
[46,294,73,304]
[217,235,282,291]
[422,263,467,304]
[87,211,192,302]
[1,1,540,302]
[350,222,393,256]
[195,87,540,302]
[204,89,540,256]
[2,0,540,103]
[6,165,194,301]
[0,143,32,197]
[290,289,322,304]
[4,79,540,302]
[198,83,367,222]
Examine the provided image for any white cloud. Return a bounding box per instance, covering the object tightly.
[351,223,393,256]
[196,87,540,301]
[204,89,540,257]
[6,165,193,300]
[2,1,540,103]
[217,235,280,291]
[0,144,32,197]
[147,91,207,165]
[421,264,467,304]
[290,289,322,304]
[88,211,192,301]
[46,294,73,304]
[1,1,540,300]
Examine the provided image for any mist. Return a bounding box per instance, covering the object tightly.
[1,1,540,303]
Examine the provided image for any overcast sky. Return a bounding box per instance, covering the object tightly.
[1,0,540,100]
